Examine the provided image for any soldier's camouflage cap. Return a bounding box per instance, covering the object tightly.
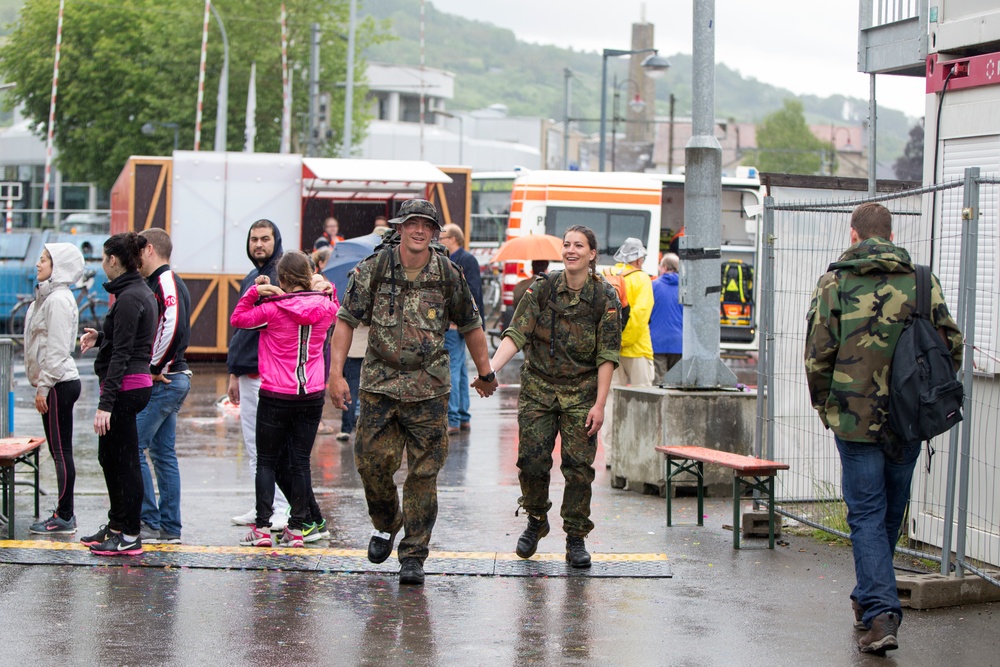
[389,199,441,229]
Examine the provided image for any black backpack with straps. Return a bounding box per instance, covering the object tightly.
[888,264,964,446]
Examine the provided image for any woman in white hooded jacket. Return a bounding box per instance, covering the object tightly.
[25,242,85,535]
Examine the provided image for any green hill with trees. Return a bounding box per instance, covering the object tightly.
[361,0,915,164]
[2,0,917,166]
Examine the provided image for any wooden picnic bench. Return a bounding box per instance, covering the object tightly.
[0,436,46,539]
[655,445,789,550]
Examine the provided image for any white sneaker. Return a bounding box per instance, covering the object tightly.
[231,509,256,526]
[270,506,291,532]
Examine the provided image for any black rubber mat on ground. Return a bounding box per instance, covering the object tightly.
[0,542,672,578]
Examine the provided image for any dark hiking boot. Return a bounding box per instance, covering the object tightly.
[858,612,899,654]
[851,598,866,631]
[399,558,425,585]
[515,515,550,559]
[566,536,592,569]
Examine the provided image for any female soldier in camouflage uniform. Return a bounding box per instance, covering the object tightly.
[488,225,621,568]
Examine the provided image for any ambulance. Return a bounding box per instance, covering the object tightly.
[495,168,762,350]
[499,170,661,319]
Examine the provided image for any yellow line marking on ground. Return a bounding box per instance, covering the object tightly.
[0,540,668,562]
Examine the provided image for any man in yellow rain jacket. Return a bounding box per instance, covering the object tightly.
[600,237,654,468]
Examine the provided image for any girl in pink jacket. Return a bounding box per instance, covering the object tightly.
[230,251,338,547]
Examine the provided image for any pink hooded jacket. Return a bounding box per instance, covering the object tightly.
[230,285,339,396]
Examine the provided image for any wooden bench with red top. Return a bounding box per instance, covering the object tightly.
[0,436,46,539]
[655,445,789,550]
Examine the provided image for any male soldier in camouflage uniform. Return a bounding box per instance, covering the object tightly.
[487,225,621,568]
[328,199,498,586]
[805,202,962,655]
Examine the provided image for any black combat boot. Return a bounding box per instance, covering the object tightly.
[399,558,425,585]
[565,536,591,568]
[515,515,550,558]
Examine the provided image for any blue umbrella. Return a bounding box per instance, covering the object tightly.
[322,234,381,301]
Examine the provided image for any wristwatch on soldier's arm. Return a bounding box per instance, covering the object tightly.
[478,368,496,383]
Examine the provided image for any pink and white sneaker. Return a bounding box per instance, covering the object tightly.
[239,525,273,547]
[277,527,304,548]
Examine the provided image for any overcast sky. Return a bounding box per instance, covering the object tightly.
[425,0,927,119]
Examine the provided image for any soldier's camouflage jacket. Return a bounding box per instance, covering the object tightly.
[804,237,962,444]
[338,247,482,402]
[503,271,621,390]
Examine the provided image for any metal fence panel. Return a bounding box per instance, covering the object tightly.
[760,175,1000,584]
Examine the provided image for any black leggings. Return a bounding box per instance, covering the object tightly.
[97,387,152,535]
[255,394,324,530]
[40,379,82,521]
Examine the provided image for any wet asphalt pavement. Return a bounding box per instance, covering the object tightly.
[0,358,997,666]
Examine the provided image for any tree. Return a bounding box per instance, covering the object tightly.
[894,120,924,181]
[0,0,387,189]
[745,99,828,175]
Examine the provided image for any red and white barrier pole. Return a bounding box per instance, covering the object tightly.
[5,198,12,234]
[42,0,66,225]
[194,0,211,151]
[279,3,291,154]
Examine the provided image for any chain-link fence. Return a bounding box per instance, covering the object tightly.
[757,168,1000,587]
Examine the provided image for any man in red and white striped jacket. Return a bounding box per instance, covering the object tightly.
[135,228,192,545]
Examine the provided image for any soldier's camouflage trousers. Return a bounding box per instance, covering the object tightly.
[516,377,597,537]
[355,390,450,562]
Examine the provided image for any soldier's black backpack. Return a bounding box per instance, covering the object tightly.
[888,264,964,445]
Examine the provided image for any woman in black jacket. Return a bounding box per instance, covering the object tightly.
[79,233,158,556]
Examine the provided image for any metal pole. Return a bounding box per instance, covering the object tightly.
[195,0,210,151]
[41,0,65,225]
[419,0,425,160]
[342,0,356,158]
[563,68,572,170]
[210,3,229,152]
[867,74,877,195]
[663,0,736,388]
[939,166,977,575]
[611,74,619,172]
[0,338,11,437]
[598,52,610,171]
[755,197,775,460]
[308,23,320,157]
[954,167,979,578]
[668,93,676,174]
[457,115,464,164]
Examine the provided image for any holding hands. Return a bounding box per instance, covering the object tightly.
[471,373,499,398]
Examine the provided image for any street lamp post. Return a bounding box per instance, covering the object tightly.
[598,48,670,172]
[436,110,464,164]
[563,68,573,170]
[610,76,646,172]
[142,122,180,151]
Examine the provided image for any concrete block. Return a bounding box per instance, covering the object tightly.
[742,511,781,538]
[610,386,757,496]
[897,572,1000,609]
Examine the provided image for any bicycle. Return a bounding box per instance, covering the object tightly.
[7,269,107,340]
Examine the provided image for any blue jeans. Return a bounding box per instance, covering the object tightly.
[137,373,191,536]
[341,357,363,434]
[835,435,920,626]
[445,329,470,428]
